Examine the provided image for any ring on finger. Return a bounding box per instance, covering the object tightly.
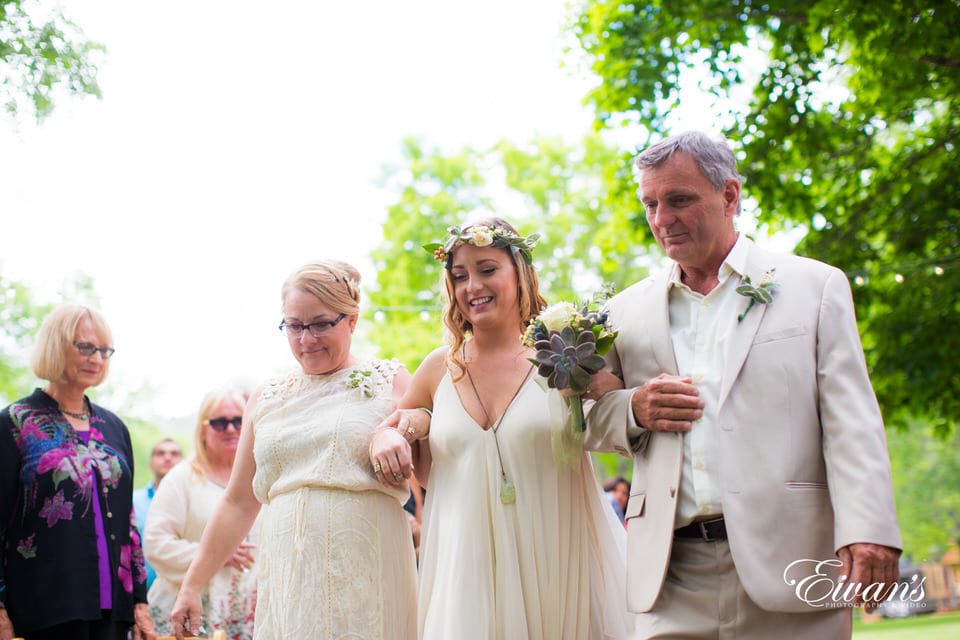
[392,472,403,480]
[373,462,382,473]
[406,426,416,438]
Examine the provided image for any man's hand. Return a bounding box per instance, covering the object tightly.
[837,543,901,611]
[631,373,704,432]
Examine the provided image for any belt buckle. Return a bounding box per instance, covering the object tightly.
[697,517,721,541]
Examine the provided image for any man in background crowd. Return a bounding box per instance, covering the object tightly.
[133,438,183,589]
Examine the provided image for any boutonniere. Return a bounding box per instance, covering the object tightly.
[736,268,779,322]
[347,369,376,397]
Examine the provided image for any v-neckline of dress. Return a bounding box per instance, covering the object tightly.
[450,366,534,433]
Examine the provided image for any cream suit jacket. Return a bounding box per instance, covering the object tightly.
[585,241,902,613]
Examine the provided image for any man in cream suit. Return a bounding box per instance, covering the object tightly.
[586,131,902,638]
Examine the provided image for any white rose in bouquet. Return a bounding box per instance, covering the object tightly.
[538,301,579,333]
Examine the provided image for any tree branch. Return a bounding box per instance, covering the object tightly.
[920,54,960,70]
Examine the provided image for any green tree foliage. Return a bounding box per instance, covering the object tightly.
[571,0,960,434]
[366,137,493,372]
[0,274,52,403]
[0,0,104,120]
[886,418,960,561]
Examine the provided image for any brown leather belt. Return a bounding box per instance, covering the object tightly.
[674,516,727,541]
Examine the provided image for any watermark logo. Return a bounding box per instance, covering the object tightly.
[783,559,926,608]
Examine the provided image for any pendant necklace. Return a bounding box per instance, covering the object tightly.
[465,358,534,505]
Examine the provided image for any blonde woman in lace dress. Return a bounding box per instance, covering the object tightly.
[169,260,417,640]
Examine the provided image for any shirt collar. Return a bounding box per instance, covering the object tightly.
[668,232,750,289]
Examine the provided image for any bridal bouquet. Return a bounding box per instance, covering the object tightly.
[522,285,618,438]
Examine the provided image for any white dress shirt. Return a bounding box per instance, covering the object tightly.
[667,234,750,527]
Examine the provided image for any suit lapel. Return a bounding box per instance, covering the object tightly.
[718,249,773,408]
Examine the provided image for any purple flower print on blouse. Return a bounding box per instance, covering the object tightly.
[118,544,134,593]
[128,510,147,585]
[38,489,74,527]
[17,534,37,559]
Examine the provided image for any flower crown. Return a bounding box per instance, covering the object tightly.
[423,224,540,270]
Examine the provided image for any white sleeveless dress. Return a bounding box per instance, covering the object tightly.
[251,360,417,640]
[418,373,633,639]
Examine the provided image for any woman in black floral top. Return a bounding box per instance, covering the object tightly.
[0,303,156,640]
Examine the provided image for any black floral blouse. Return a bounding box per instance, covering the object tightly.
[0,388,147,634]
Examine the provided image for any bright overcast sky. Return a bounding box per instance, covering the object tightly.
[1,0,611,419]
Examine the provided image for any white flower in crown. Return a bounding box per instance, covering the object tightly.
[471,226,494,246]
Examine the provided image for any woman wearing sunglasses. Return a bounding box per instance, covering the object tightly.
[169,260,417,640]
[0,303,156,640]
[144,387,260,639]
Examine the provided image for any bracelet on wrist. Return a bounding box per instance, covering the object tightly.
[416,407,433,417]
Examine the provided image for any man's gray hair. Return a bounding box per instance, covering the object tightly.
[634,131,743,214]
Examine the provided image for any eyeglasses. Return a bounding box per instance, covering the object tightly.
[278,313,347,338]
[205,416,243,432]
[73,341,116,359]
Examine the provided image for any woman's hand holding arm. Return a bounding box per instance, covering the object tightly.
[369,427,413,488]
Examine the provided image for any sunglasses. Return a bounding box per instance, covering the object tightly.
[205,416,243,432]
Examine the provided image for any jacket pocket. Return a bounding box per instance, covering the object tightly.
[753,324,807,345]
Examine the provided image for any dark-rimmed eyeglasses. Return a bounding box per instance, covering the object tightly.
[73,341,116,359]
[278,313,347,338]
[205,416,242,432]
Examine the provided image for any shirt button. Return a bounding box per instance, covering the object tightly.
[107,512,113,518]
[693,373,704,384]
[699,505,711,515]
[694,460,705,470]
[110,534,116,541]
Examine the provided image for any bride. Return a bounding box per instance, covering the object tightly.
[372,217,634,639]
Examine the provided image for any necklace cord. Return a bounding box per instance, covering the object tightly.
[465,360,535,483]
